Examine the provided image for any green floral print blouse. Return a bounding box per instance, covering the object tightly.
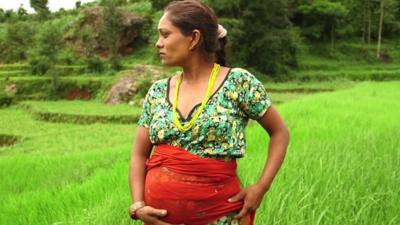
[138,68,272,159]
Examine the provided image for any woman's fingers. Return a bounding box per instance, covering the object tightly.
[228,190,246,202]
[233,204,251,219]
[146,207,168,217]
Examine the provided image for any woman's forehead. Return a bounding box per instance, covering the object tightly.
[158,13,174,30]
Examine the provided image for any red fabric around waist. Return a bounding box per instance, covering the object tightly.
[144,144,255,225]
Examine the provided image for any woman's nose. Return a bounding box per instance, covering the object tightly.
[155,38,163,48]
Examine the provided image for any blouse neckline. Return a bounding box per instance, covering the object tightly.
[166,68,232,121]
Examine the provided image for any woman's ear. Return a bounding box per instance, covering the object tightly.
[189,29,201,51]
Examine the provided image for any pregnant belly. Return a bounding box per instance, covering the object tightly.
[144,166,243,225]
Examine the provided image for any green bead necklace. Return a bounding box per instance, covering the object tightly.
[173,63,220,131]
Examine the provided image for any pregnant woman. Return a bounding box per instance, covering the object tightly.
[129,1,290,224]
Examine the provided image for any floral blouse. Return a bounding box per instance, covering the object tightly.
[137,68,272,159]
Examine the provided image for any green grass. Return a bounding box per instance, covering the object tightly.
[296,42,400,81]
[18,100,141,116]
[1,81,399,225]
[264,81,356,104]
[244,81,400,224]
[0,63,28,71]
[15,100,142,124]
[297,69,400,81]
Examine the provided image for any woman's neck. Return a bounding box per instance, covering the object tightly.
[181,58,215,85]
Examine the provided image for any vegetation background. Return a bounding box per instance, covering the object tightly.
[0,0,399,224]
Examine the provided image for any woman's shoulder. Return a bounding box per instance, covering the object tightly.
[228,67,258,81]
[148,77,169,92]
[152,77,169,86]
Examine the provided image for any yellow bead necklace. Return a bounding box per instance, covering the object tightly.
[173,63,220,131]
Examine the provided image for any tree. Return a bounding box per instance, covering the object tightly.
[238,0,299,76]
[75,1,82,9]
[298,0,348,54]
[377,0,385,58]
[149,0,171,11]
[100,0,126,69]
[3,22,35,62]
[29,23,63,75]
[30,0,50,20]
[0,9,17,23]
[0,9,5,23]
[17,5,28,21]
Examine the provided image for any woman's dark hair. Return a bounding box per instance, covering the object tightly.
[165,0,227,66]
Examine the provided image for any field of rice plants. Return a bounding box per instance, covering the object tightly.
[1,80,398,225]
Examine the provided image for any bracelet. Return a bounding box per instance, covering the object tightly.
[129,201,146,220]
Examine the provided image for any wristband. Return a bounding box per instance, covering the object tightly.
[129,201,146,220]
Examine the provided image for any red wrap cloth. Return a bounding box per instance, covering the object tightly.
[144,144,255,225]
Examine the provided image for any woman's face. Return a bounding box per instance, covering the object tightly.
[156,13,193,66]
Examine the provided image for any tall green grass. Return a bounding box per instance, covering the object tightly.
[0,81,399,224]
[244,81,400,224]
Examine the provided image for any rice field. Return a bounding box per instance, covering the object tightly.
[0,81,399,225]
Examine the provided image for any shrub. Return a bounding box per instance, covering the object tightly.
[86,56,106,73]
[149,0,171,10]
[0,91,13,108]
[2,21,35,63]
[58,50,77,65]
[29,55,52,75]
[110,55,123,71]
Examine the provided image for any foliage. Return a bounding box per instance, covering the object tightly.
[110,55,123,71]
[28,56,52,75]
[30,0,51,20]
[58,49,78,65]
[0,9,18,23]
[297,0,348,40]
[125,1,153,16]
[76,1,82,9]
[1,22,36,63]
[28,23,63,75]
[17,5,29,21]
[86,56,106,73]
[238,0,299,76]
[204,0,241,17]
[217,17,246,67]
[0,91,13,108]
[130,77,152,106]
[100,0,125,64]
[149,0,171,11]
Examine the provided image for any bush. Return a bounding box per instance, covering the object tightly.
[28,22,63,75]
[86,56,106,73]
[149,0,171,10]
[110,55,123,71]
[0,92,13,108]
[218,17,245,67]
[29,55,52,75]
[131,77,152,106]
[2,21,36,63]
[58,50,78,65]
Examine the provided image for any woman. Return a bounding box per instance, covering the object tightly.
[129,1,289,224]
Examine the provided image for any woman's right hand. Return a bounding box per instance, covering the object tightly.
[136,206,184,225]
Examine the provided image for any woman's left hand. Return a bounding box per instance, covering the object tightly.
[228,183,268,219]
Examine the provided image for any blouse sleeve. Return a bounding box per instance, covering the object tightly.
[237,69,272,120]
[137,84,154,128]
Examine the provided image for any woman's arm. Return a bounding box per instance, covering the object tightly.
[129,126,153,203]
[129,127,175,224]
[254,105,290,192]
[230,105,290,219]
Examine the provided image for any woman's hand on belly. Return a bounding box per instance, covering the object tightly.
[228,184,267,219]
[136,206,185,225]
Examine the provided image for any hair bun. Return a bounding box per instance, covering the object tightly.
[217,24,227,39]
